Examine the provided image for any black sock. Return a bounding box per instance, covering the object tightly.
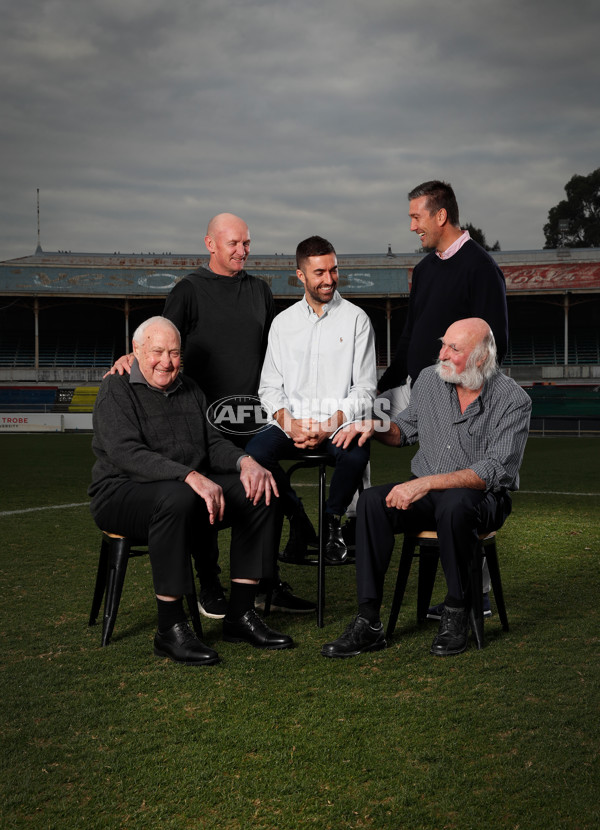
[156,597,186,632]
[226,581,257,621]
[358,601,381,626]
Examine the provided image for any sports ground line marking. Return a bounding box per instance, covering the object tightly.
[1,489,598,519]
[0,502,89,517]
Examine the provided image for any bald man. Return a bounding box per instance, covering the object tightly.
[322,318,531,659]
[108,213,315,617]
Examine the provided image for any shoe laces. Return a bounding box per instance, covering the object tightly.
[174,621,196,643]
[440,606,466,634]
[245,607,273,634]
[340,615,368,644]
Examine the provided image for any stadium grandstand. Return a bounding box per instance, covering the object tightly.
[1,246,599,434]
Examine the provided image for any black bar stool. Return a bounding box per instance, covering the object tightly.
[386,530,508,649]
[275,451,337,627]
[89,531,203,646]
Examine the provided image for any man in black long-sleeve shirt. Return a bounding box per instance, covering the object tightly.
[108,213,316,617]
[90,317,294,664]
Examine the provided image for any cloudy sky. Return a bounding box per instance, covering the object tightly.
[1,0,598,260]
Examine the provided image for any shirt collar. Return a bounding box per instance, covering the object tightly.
[300,289,341,318]
[436,229,471,260]
[129,358,182,395]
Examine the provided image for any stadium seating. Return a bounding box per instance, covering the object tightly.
[0,386,58,412]
[503,328,600,366]
[0,335,115,368]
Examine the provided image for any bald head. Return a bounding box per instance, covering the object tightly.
[204,213,250,277]
[444,318,491,352]
[437,318,497,391]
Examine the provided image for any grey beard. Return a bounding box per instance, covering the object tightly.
[435,360,484,391]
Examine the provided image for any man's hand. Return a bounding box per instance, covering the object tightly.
[331,420,376,449]
[287,418,323,449]
[239,456,279,505]
[184,471,225,524]
[385,478,431,510]
[103,353,134,378]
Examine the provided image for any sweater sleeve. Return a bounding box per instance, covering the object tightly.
[464,245,508,363]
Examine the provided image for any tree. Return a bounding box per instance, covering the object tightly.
[463,222,500,251]
[543,167,600,248]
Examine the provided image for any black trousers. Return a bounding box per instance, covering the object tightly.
[93,474,277,597]
[355,483,512,605]
[245,424,370,516]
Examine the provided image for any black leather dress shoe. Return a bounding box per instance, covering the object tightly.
[324,514,348,564]
[223,608,294,650]
[154,621,220,666]
[430,605,469,657]
[321,615,386,658]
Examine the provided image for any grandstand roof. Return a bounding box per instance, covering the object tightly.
[1,248,599,299]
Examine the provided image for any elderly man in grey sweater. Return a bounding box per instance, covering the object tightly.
[89,316,293,665]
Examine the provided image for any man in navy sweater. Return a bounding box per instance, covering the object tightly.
[378,180,508,401]
[369,181,510,618]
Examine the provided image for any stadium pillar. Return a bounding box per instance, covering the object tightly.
[386,299,391,366]
[124,299,130,354]
[34,297,39,370]
[563,294,569,366]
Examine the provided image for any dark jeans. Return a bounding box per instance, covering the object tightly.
[93,474,277,597]
[245,423,370,517]
[355,483,512,604]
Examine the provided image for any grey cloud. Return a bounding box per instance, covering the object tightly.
[1,0,598,258]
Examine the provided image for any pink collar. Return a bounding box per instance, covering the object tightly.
[437,229,470,260]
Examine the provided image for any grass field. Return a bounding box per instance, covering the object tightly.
[0,435,599,829]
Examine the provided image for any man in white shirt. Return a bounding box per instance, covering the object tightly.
[245,236,377,564]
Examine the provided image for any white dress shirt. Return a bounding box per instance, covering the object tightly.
[259,291,377,426]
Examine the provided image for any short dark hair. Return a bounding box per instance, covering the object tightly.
[408,180,460,227]
[296,236,336,271]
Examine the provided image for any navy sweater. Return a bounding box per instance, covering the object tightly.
[378,240,508,391]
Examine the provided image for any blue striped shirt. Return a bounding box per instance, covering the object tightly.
[394,366,532,492]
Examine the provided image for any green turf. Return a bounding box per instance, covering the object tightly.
[0,435,598,829]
